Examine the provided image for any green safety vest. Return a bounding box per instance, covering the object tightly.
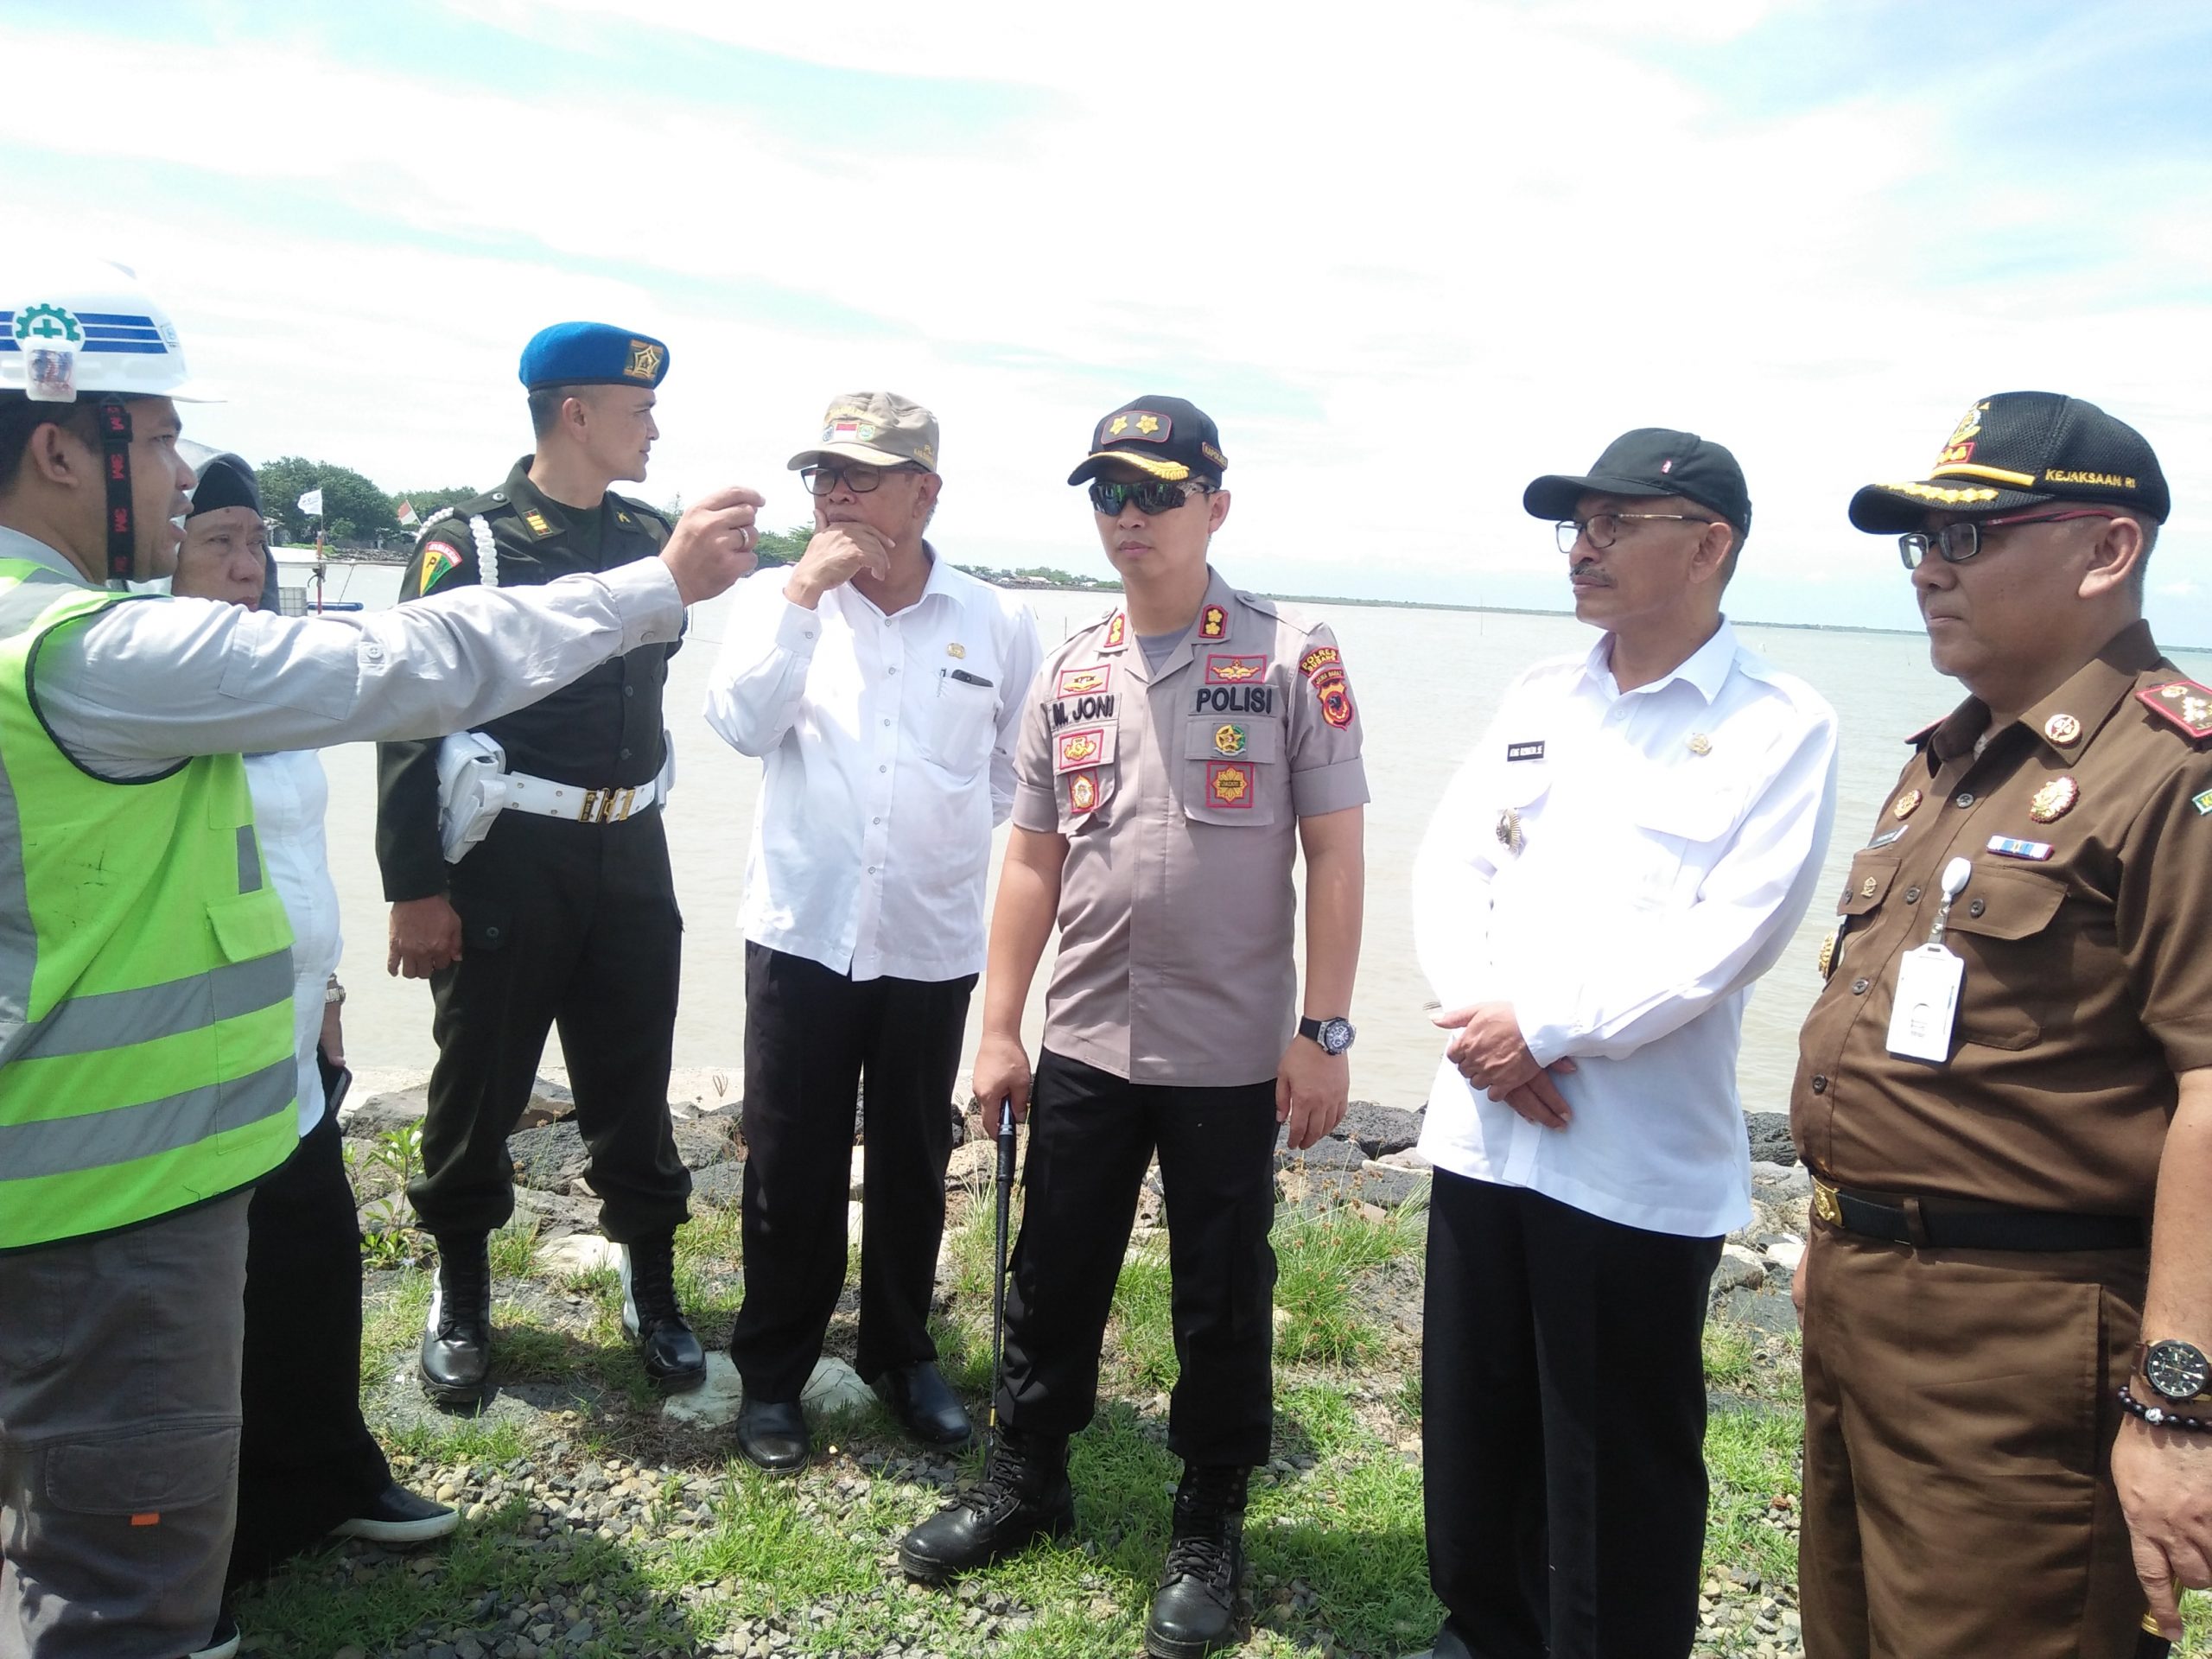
[0,558,298,1253]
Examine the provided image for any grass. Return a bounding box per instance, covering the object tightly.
[259,1172,2212,1657]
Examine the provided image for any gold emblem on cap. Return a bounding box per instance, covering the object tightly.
[1892,788,1923,820]
[1108,415,1129,436]
[2028,775,2079,823]
[2044,713,2081,747]
[1136,414,1160,435]
[1687,733,1712,756]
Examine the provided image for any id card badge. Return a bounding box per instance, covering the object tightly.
[1886,944,1963,1061]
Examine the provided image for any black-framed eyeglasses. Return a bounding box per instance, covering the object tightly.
[1897,508,2119,570]
[798,461,924,496]
[1554,512,1715,554]
[1089,477,1212,517]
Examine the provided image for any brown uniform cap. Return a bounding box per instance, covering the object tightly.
[1014,568,1368,1087]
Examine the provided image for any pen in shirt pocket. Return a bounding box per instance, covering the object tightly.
[944,667,994,688]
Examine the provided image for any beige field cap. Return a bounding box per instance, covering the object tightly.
[787,391,940,472]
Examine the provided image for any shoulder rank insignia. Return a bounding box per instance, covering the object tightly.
[2139,680,2212,740]
[1102,613,1127,652]
[1199,603,1228,639]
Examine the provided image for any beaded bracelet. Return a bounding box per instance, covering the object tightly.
[2120,1382,2212,1433]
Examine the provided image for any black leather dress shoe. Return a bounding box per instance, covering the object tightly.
[420,1234,492,1408]
[736,1397,810,1473]
[873,1360,974,1448]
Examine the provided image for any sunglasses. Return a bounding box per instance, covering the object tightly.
[1088,477,1213,517]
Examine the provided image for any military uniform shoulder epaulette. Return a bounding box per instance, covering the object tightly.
[1904,715,1943,747]
[416,489,510,543]
[2137,677,2212,741]
[1233,587,1284,623]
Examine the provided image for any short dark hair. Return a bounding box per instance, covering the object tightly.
[0,395,98,495]
[528,384,583,438]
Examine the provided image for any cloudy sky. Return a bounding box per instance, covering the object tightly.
[8,1,2210,637]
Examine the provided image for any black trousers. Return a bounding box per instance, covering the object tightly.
[994,1048,1280,1467]
[1423,1170,1723,1659]
[728,944,976,1402]
[228,1062,391,1587]
[410,810,690,1243]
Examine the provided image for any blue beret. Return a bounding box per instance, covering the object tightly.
[518,321,670,391]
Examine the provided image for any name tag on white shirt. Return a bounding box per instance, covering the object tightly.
[1885,944,1963,1062]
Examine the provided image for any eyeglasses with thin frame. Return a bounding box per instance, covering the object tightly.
[1897,508,2119,570]
[1089,477,1213,517]
[1554,512,1716,555]
[798,461,925,497]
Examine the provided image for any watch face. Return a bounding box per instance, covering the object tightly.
[1320,1018,1354,1055]
[2147,1340,2211,1402]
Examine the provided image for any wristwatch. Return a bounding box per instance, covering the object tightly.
[1298,1016,1356,1057]
[2139,1339,2212,1403]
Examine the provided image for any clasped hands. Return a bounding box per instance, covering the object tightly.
[1429,1001,1578,1129]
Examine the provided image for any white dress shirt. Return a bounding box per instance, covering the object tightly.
[1414,620,1839,1237]
[702,549,1041,983]
[245,747,343,1135]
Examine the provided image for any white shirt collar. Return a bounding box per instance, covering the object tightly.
[1579,616,1739,705]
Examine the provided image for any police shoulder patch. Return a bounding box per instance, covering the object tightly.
[2139,679,2212,741]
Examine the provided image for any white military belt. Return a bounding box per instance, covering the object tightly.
[501,769,660,824]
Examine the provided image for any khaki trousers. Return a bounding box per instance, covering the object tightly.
[0,1194,248,1659]
[1799,1221,2154,1659]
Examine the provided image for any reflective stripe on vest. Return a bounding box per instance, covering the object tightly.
[0,560,297,1252]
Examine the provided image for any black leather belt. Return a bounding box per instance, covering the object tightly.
[1812,1176,2145,1252]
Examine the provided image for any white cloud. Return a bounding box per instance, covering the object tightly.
[7,3,2209,632]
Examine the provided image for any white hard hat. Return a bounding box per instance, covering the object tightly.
[0,261,209,404]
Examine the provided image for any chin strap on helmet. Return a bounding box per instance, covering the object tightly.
[98,395,136,588]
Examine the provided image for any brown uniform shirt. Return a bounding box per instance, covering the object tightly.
[1013,566,1369,1087]
[1791,620,2212,1213]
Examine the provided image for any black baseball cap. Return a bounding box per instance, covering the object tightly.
[1847,391,2170,532]
[1067,396,1228,486]
[1523,428,1751,535]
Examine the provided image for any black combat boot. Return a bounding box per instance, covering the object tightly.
[619,1234,707,1391]
[896,1427,1073,1582]
[419,1233,492,1408]
[1143,1465,1249,1659]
